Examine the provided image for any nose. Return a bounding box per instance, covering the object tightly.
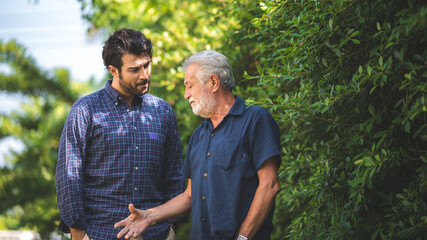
[184,87,190,100]
[139,68,148,80]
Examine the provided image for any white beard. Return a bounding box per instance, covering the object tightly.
[190,87,216,118]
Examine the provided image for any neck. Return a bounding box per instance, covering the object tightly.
[111,78,133,106]
[209,91,235,128]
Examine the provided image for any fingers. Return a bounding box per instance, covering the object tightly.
[115,203,148,239]
[115,204,137,229]
[116,225,128,239]
[116,225,143,239]
[114,219,125,229]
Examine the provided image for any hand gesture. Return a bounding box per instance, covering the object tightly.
[114,203,152,239]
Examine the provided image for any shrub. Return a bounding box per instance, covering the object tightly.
[232,0,427,239]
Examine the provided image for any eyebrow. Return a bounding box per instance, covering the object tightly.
[127,60,151,70]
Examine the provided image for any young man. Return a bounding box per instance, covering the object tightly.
[55,28,186,240]
[114,50,282,240]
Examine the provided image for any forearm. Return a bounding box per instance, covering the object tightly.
[237,183,280,239]
[148,188,192,226]
[237,157,281,239]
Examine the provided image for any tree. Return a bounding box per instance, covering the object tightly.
[76,0,244,144]
[0,40,94,238]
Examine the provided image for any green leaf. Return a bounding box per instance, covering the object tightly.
[368,104,375,116]
[322,58,328,67]
[364,156,374,166]
[404,121,410,133]
[352,39,360,45]
[394,50,401,60]
[350,31,360,37]
[366,121,373,133]
[354,159,364,165]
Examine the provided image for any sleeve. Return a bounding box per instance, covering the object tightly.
[250,107,282,171]
[55,102,90,232]
[162,105,188,223]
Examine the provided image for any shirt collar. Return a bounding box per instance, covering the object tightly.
[203,95,245,130]
[104,79,143,106]
[227,95,246,116]
[105,79,120,101]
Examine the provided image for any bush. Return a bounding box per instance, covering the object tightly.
[230,0,427,239]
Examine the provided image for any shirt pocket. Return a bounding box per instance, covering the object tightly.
[142,131,164,154]
[214,137,250,170]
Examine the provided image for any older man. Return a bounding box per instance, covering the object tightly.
[115,50,281,240]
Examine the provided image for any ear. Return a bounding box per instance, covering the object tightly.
[209,74,221,93]
[108,65,119,78]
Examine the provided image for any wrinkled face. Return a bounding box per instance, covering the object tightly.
[184,64,216,118]
[113,53,151,97]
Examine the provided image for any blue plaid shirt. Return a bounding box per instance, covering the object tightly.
[55,80,186,240]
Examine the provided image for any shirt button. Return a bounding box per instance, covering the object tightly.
[134,187,138,191]
[202,196,206,201]
[135,147,139,150]
[135,167,138,170]
[202,218,206,222]
[134,126,137,130]
[115,102,118,106]
[204,173,208,178]
[211,133,214,137]
[207,152,211,157]
[127,109,130,112]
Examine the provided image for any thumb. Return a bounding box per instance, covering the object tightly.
[128,203,138,214]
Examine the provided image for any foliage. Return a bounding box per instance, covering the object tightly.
[0,40,94,238]
[1,0,426,239]
[76,0,244,145]
[233,0,427,239]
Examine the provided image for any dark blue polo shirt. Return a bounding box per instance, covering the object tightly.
[181,96,281,240]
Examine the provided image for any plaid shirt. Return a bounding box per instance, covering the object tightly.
[55,80,186,239]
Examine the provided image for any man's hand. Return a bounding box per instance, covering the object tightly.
[114,203,152,239]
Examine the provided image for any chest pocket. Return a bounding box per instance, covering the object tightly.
[214,137,250,170]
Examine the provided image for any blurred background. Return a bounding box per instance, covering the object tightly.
[0,0,425,239]
[0,0,104,169]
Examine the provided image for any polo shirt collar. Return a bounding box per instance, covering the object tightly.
[227,95,246,116]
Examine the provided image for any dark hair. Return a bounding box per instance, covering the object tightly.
[102,28,152,71]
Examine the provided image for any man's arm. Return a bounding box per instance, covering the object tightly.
[115,179,192,239]
[55,105,89,236]
[236,156,281,239]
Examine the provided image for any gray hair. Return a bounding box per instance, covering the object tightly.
[182,50,235,91]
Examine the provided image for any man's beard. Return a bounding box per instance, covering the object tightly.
[118,71,149,96]
[191,87,216,118]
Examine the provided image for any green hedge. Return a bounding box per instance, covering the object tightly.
[229,0,426,239]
